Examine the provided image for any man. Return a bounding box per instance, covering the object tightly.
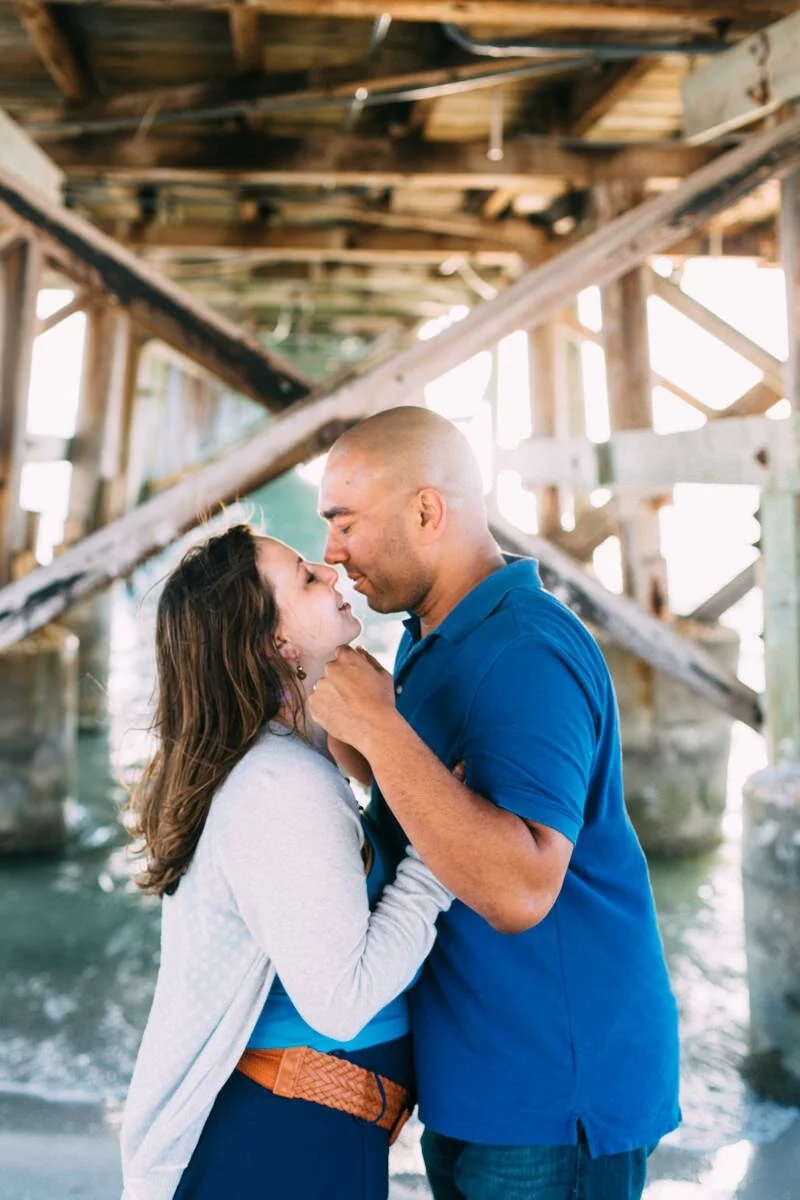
[310,406,679,1200]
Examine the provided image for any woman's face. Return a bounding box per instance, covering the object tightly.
[255,536,361,671]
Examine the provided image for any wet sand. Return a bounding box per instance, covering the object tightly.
[3,1098,798,1200]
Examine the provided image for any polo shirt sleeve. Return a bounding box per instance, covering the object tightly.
[459,636,597,844]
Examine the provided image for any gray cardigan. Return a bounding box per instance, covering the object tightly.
[121,728,451,1200]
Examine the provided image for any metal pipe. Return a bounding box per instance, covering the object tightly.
[442,21,731,61]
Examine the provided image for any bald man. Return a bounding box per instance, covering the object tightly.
[310,407,679,1200]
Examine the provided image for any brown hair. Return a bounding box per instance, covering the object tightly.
[128,524,303,897]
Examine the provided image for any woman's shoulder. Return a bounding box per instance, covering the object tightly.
[212,728,358,824]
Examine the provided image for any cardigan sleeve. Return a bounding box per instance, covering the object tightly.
[213,742,451,1043]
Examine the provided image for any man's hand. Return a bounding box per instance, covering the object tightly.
[309,646,398,753]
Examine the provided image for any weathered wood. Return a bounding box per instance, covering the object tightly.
[66,306,138,538]
[688,562,758,623]
[683,9,800,143]
[46,132,720,190]
[650,269,786,394]
[0,166,311,411]
[509,413,799,491]
[527,322,561,536]
[0,109,63,202]
[39,1,798,33]
[26,54,549,140]
[597,181,667,615]
[118,222,539,266]
[759,168,800,761]
[229,9,262,73]
[0,238,42,585]
[552,503,615,561]
[569,59,653,137]
[491,512,762,730]
[36,287,91,335]
[559,308,719,420]
[11,0,92,104]
[3,111,800,643]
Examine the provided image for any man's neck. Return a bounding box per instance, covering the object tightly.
[417,544,506,638]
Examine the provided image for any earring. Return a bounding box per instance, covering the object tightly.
[296,664,307,681]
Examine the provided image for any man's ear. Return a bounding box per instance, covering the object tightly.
[417,487,446,539]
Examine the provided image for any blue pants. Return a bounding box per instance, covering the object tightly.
[421,1125,653,1200]
[174,1037,412,1200]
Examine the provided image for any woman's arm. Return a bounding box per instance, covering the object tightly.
[327,734,373,787]
[215,749,451,1043]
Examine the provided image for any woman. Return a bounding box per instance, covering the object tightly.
[121,524,451,1200]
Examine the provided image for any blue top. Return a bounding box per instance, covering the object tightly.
[248,810,410,1053]
[368,557,680,1155]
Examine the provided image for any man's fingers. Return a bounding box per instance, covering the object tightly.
[355,646,385,672]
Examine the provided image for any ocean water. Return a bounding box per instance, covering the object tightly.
[1,469,797,1198]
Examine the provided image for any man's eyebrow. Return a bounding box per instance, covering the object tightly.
[320,506,354,520]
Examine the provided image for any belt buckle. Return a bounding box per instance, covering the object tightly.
[388,1103,412,1146]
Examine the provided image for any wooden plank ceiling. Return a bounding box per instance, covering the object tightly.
[0,1,792,345]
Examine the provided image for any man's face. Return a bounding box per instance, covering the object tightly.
[319,452,432,615]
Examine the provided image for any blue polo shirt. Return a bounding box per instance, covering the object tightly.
[368,557,680,1155]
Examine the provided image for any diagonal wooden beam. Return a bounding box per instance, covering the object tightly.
[491,513,761,729]
[568,59,653,137]
[0,166,310,410]
[650,269,786,393]
[2,110,800,654]
[688,562,758,623]
[12,0,93,104]
[36,287,92,335]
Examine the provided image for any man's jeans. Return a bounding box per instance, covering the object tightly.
[421,1125,653,1200]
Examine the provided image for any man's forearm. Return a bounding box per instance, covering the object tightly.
[363,712,557,933]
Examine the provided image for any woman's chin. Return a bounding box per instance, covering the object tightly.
[344,615,363,641]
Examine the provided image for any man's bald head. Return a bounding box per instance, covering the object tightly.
[328,406,485,519]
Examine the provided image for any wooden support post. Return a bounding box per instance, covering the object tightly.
[761,168,800,762]
[597,183,668,617]
[0,237,41,584]
[526,321,561,537]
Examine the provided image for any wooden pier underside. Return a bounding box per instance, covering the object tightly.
[4,1,800,738]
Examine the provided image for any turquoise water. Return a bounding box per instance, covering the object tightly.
[1,470,797,1194]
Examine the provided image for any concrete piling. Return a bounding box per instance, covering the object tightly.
[600,622,740,856]
[0,624,78,855]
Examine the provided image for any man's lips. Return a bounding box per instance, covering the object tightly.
[348,573,368,592]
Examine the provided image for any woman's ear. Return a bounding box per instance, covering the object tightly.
[274,631,299,664]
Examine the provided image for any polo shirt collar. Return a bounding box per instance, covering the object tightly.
[402,555,541,646]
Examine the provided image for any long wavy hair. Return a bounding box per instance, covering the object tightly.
[128,524,304,897]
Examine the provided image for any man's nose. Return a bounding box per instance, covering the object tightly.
[323,530,346,564]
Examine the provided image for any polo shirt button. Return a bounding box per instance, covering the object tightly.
[395,684,403,695]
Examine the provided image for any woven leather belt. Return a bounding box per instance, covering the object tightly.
[236,1046,413,1145]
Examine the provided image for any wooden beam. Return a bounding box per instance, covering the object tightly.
[39,2,799,35]
[568,59,653,137]
[0,109,63,202]
[527,322,561,536]
[683,10,800,144]
[650,269,786,393]
[122,223,533,267]
[3,108,800,641]
[0,166,311,411]
[26,54,548,140]
[12,0,92,104]
[552,503,615,561]
[46,133,719,190]
[688,562,758,623]
[558,308,720,420]
[36,287,91,335]
[0,238,42,585]
[508,413,799,491]
[229,9,262,74]
[491,512,761,730]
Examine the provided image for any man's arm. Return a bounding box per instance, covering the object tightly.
[309,646,581,935]
[327,735,373,788]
